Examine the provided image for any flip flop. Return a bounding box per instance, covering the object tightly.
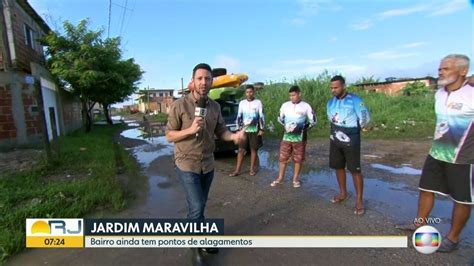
[331,195,349,203]
[354,207,365,215]
[293,181,301,188]
[270,180,284,187]
[228,172,240,177]
[249,170,256,176]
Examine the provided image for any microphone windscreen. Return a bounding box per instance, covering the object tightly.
[198,97,206,109]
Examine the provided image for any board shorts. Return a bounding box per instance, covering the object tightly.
[419,155,473,205]
[279,140,306,163]
[239,132,262,151]
[329,133,361,173]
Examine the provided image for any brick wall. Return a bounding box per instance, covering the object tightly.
[60,92,82,133]
[362,79,433,96]
[0,85,16,140]
[10,1,45,73]
[21,83,40,136]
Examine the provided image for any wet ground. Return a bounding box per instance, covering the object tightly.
[7,123,474,265]
[0,149,43,175]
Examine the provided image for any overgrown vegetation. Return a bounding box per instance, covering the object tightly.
[255,72,436,139]
[0,125,138,262]
[42,19,143,130]
[147,113,168,123]
[401,81,432,96]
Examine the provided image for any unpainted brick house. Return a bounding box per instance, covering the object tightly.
[354,77,437,96]
[0,0,82,149]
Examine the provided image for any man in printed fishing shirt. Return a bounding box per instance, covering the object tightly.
[398,54,474,253]
[327,75,371,215]
[270,85,317,188]
[229,84,265,177]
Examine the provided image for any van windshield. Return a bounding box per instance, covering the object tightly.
[218,101,239,124]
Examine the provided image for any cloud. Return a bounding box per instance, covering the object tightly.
[290,18,307,26]
[329,36,338,42]
[350,1,467,31]
[429,0,468,16]
[289,0,341,25]
[298,0,341,16]
[213,55,241,72]
[367,50,419,60]
[401,42,427,49]
[280,58,335,65]
[377,4,429,19]
[350,19,373,30]
[256,59,367,82]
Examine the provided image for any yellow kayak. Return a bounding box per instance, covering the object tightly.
[212,74,248,88]
[188,73,248,90]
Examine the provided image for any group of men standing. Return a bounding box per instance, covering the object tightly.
[165,54,473,257]
[230,75,370,216]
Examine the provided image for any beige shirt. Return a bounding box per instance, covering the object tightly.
[166,93,228,174]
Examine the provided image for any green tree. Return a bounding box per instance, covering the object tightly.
[402,81,431,96]
[93,57,143,124]
[42,19,142,130]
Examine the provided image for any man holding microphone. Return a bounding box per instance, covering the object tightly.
[166,63,245,257]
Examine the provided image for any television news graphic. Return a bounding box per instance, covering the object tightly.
[26,219,84,248]
[412,225,441,254]
[27,218,408,248]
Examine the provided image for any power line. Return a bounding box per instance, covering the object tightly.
[107,0,112,38]
[112,1,133,10]
[122,0,136,37]
[119,0,128,37]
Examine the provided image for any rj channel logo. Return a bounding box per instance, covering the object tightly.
[26,219,84,248]
[412,225,441,254]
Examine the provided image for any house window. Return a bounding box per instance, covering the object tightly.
[159,93,163,97]
[24,24,35,49]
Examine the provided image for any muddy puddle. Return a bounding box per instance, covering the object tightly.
[119,122,474,246]
[256,147,473,246]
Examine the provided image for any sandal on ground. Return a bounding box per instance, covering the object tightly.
[293,181,301,188]
[249,170,256,176]
[270,180,284,187]
[228,172,240,177]
[330,194,349,203]
[354,206,365,215]
[438,237,459,253]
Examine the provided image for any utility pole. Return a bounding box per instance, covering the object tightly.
[147,85,150,113]
[181,77,184,97]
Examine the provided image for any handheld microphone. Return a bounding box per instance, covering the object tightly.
[194,98,207,137]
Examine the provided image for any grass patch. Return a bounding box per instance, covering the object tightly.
[147,112,168,123]
[0,125,137,262]
[256,73,435,139]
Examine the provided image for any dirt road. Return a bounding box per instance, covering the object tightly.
[7,126,474,265]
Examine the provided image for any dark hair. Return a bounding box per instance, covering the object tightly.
[289,85,300,93]
[330,75,345,85]
[193,63,212,77]
[245,84,255,91]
